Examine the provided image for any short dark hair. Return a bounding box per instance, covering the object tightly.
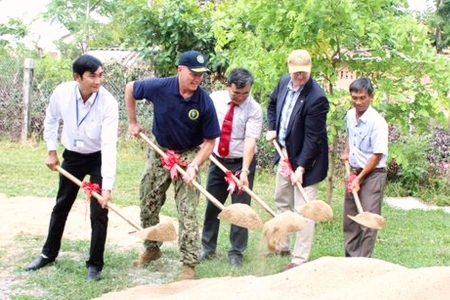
[227,68,254,89]
[349,77,374,96]
[72,54,102,76]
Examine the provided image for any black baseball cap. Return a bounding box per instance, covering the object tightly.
[177,50,210,73]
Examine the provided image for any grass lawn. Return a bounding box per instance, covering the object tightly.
[1,139,450,300]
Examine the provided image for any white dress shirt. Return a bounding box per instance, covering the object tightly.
[210,90,263,158]
[346,105,388,169]
[43,81,119,190]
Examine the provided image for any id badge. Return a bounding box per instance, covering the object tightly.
[73,139,84,147]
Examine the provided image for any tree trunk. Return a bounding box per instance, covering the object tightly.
[326,135,338,204]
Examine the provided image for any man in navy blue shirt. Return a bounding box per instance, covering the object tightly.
[125,50,220,280]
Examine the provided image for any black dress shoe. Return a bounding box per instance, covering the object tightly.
[24,255,54,271]
[86,267,101,281]
[229,256,243,268]
[200,251,215,261]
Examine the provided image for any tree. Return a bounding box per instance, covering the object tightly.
[119,0,219,77]
[43,0,122,56]
[0,18,28,56]
[433,0,450,52]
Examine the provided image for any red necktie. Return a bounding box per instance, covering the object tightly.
[218,102,236,157]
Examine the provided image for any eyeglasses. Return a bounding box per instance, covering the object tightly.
[292,72,308,77]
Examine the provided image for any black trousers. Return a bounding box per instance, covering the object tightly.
[42,149,108,270]
[201,155,256,258]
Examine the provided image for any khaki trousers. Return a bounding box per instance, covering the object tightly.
[344,171,386,257]
[274,160,318,265]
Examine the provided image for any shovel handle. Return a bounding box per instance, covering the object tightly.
[343,161,364,214]
[272,140,310,203]
[208,154,277,217]
[55,165,143,230]
[138,132,225,211]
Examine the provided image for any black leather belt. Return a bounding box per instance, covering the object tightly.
[350,167,386,175]
[213,154,243,164]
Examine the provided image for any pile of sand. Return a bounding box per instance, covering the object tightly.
[96,256,450,299]
[2,194,450,299]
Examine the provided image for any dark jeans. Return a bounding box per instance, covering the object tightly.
[201,155,256,258]
[42,149,108,270]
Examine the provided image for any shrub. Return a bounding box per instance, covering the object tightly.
[386,128,450,204]
[387,134,433,196]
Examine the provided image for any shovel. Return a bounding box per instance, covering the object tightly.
[344,161,385,230]
[208,154,306,252]
[55,165,177,241]
[208,154,277,218]
[273,140,333,222]
[138,132,263,230]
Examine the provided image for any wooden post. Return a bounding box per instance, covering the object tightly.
[21,58,34,143]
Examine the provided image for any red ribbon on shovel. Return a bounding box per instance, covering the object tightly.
[81,181,101,219]
[346,173,357,193]
[281,158,293,177]
[224,170,243,194]
[160,150,188,179]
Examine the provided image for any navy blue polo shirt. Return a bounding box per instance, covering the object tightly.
[133,76,220,150]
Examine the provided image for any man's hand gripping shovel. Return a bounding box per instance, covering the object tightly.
[55,166,177,241]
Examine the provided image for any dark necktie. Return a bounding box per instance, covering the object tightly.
[218,102,236,157]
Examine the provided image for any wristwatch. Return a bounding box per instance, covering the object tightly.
[241,168,250,174]
[188,163,199,172]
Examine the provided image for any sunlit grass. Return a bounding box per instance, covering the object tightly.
[2,139,450,299]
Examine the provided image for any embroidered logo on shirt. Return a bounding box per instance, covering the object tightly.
[188,109,200,120]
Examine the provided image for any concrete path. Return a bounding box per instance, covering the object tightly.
[385,196,450,214]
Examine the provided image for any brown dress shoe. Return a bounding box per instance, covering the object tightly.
[178,264,195,280]
[281,262,300,272]
[132,248,161,267]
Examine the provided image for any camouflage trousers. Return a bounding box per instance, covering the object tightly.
[139,140,200,265]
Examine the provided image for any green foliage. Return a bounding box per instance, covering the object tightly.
[387,134,434,196]
[120,0,217,77]
[209,0,450,135]
[34,56,73,92]
[0,18,28,40]
[0,18,30,57]
[423,0,450,52]
[43,0,123,55]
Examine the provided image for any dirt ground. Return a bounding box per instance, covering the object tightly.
[2,194,450,300]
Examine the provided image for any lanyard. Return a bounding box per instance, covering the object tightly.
[75,86,99,128]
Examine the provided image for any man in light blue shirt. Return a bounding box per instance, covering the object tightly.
[340,77,388,257]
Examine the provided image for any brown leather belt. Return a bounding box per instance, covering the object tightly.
[350,167,386,175]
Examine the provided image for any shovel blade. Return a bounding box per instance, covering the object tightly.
[129,220,177,241]
[218,203,263,230]
[262,211,306,252]
[347,212,385,230]
[298,200,333,222]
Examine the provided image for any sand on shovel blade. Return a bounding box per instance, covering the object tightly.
[218,203,263,230]
[262,210,306,252]
[130,220,177,241]
[348,212,385,230]
[298,200,333,222]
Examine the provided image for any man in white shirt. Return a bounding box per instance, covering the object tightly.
[200,68,263,268]
[340,77,388,257]
[24,54,119,281]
